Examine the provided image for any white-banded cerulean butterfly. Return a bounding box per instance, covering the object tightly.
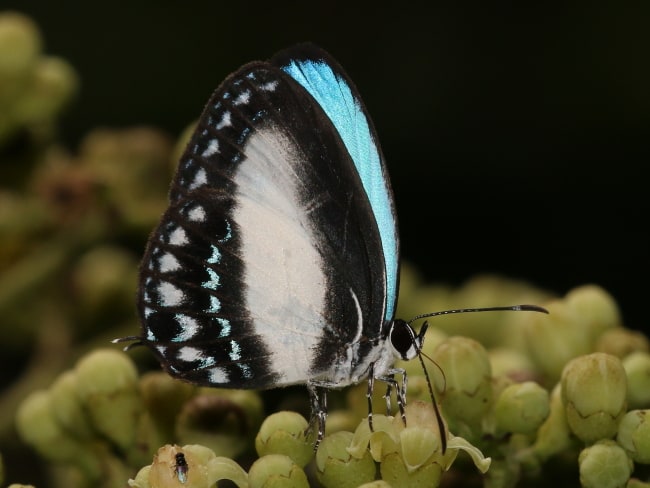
[115,44,546,452]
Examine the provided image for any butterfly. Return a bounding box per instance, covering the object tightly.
[115,43,546,452]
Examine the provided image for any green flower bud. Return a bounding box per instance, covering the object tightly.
[561,353,627,443]
[523,300,591,381]
[79,127,173,209]
[432,336,492,428]
[316,431,376,488]
[526,383,571,461]
[488,347,537,382]
[392,401,445,455]
[176,389,263,458]
[622,352,650,409]
[578,440,633,488]
[324,410,359,436]
[130,464,151,488]
[146,444,227,488]
[617,410,650,464]
[75,349,141,451]
[0,12,41,76]
[148,445,187,487]
[595,328,649,359]
[71,246,138,324]
[255,411,313,468]
[493,381,550,436]
[206,454,248,487]
[139,372,195,440]
[349,415,399,462]
[380,450,443,488]
[248,454,309,488]
[49,371,94,440]
[565,285,621,338]
[12,56,78,125]
[15,390,101,478]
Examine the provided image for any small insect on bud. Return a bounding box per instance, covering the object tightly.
[174,452,188,484]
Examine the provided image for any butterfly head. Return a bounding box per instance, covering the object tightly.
[387,319,427,361]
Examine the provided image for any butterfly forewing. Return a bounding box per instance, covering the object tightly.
[274,47,399,319]
[138,50,394,389]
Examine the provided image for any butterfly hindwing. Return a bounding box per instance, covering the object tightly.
[138,46,396,389]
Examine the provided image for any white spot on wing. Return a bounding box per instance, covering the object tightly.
[189,168,208,190]
[260,80,278,92]
[159,252,180,272]
[234,90,250,105]
[208,366,228,383]
[202,139,219,157]
[216,111,232,129]
[187,205,206,222]
[177,347,216,368]
[178,346,202,362]
[157,281,184,306]
[169,227,188,246]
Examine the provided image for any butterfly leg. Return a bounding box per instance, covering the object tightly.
[384,381,393,417]
[306,382,328,449]
[374,367,408,427]
[367,363,376,431]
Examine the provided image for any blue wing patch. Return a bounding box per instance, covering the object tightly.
[280,55,399,320]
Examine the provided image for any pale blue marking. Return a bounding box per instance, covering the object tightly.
[207,245,221,264]
[239,363,253,379]
[202,268,220,291]
[230,340,241,361]
[216,317,231,337]
[282,58,398,318]
[199,356,216,369]
[219,220,232,243]
[207,295,222,313]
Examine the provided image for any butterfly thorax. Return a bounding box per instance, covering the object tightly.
[310,331,396,387]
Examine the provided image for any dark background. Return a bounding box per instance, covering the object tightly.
[6,2,649,330]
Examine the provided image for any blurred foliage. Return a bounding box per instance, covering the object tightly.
[2,10,650,488]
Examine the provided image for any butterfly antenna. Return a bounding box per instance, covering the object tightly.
[408,304,548,325]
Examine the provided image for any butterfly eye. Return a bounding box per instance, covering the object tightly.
[388,319,421,360]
